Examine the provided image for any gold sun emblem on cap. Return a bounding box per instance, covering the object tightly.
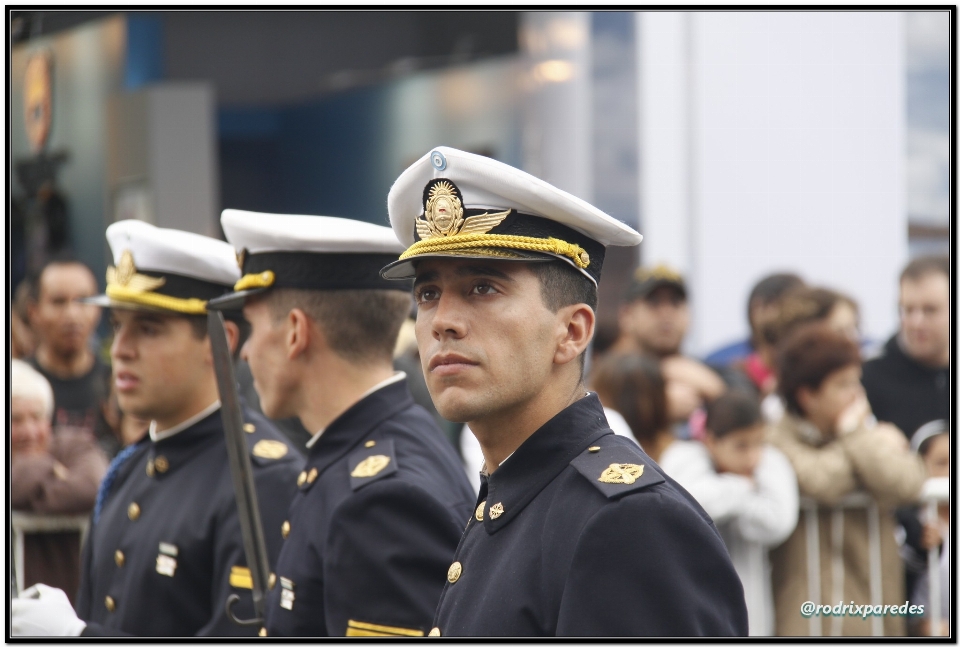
[106,250,166,293]
[415,180,511,241]
[598,463,645,485]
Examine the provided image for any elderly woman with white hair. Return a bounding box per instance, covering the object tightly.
[11,358,108,604]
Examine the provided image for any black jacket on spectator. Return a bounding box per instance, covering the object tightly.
[432,393,748,637]
[76,407,302,636]
[862,334,949,439]
[263,377,474,638]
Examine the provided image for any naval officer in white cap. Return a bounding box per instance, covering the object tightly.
[381,147,748,636]
[11,220,303,637]
[208,211,474,637]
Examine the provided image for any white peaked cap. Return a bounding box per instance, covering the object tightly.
[106,219,240,286]
[381,146,642,285]
[220,209,404,255]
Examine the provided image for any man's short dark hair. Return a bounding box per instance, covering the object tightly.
[900,256,949,284]
[264,288,412,365]
[186,312,249,361]
[776,322,861,416]
[705,389,762,439]
[529,261,598,376]
[747,273,804,322]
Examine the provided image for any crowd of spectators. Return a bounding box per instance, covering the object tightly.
[10,253,950,636]
[589,255,950,636]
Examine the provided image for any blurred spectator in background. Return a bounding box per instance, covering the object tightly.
[12,279,37,359]
[756,286,861,423]
[591,352,674,462]
[11,359,108,606]
[613,265,727,428]
[26,258,119,457]
[704,272,805,369]
[659,390,798,636]
[903,420,949,636]
[862,256,949,440]
[768,324,925,636]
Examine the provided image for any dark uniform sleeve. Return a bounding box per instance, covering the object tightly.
[324,480,463,637]
[556,491,748,636]
[75,518,94,620]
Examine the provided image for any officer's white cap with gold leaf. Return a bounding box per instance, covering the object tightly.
[207,209,409,310]
[85,219,240,314]
[380,146,643,286]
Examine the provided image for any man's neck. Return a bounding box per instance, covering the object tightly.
[471,376,585,474]
[35,345,94,380]
[897,334,949,369]
[153,376,221,432]
[297,360,397,434]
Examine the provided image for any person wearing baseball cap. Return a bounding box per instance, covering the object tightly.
[381,146,747,636]
[12,220,303,637]
[208,210,475,637]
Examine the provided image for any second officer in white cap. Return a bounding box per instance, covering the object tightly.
[209,210,475,637]
[382,147,748,636]
[11,220,303,637]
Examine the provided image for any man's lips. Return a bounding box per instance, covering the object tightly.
[428,353,478,376]
[115,370,140,393]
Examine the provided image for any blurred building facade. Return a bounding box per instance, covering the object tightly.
[10,10,950,351]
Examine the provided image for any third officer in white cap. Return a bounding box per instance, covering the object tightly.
[382,147,748,636]
[11,220,302,637]
[209,210,475,637]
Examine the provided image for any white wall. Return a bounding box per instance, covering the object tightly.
[639,11,908,354]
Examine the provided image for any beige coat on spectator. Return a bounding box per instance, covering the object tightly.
[768,414,925,637]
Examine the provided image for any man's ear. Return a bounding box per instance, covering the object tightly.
[222,319,240,355]
[554,304,595,366]
[286,308,323,360]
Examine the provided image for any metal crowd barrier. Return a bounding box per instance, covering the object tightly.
[10,511,90,596]
[800,477,949,637]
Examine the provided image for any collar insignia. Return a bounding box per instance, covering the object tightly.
[252,439,288,459]
[415,180,510,240]
[351,454,391,478]
[106,250,166,293]
[598,463,644,485]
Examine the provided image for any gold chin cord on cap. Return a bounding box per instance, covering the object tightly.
[234,270,276,292]
[104,285,209,314]
[105,253,208,314]
[398,233,590,269]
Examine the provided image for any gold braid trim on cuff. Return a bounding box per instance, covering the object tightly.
[234,270,275,291]
[399,233,590,268]
[105,285,208,314]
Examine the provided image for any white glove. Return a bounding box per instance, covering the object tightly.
[12,584,87,636]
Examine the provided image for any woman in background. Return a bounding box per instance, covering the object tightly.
[11,359,108,604]
[767,324,925,636]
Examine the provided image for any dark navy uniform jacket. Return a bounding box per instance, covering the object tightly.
[263,377,475,637]
[76,406,303,636]
[432,393,748,637]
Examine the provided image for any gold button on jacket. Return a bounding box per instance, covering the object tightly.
[127,502,141,520]
[114,550,125,567]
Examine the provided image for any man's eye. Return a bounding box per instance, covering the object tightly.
[416,288,439,303]
[472,284,498,296]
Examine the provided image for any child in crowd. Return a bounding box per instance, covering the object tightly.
[906,421,949,636]
[659,390,798,636]
[590,352,674,462]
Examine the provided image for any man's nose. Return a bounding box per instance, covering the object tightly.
[430,293,467,340]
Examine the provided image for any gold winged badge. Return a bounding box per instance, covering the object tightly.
[415,181,510,240]
[106,250,166,293]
